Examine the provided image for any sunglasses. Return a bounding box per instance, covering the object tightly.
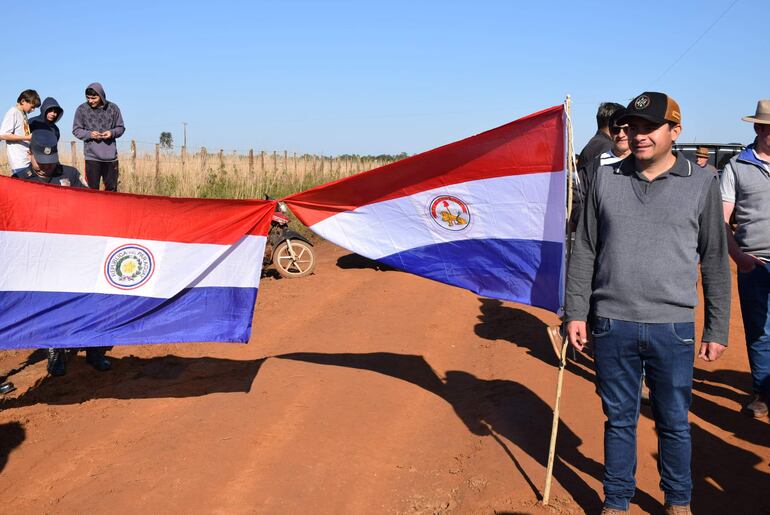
[610,125,629,135]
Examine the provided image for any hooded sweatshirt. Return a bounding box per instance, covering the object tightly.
[29,97,63,141]
[72,82,125,162]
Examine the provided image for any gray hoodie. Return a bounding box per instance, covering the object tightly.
[72,82,125,162]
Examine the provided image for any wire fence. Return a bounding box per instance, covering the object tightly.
[0,140,404,200]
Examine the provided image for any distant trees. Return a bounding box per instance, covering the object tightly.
[159,132,174,150]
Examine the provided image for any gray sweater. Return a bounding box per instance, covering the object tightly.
[565,153,731,344]
[72,82,125,162]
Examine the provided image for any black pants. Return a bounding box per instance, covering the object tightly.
[85,160,119,191]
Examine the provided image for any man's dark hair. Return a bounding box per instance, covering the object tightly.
[85,87,99,97]
[596,102,624,129]
[17,89,41,107]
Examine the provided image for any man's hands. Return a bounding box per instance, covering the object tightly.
[89,131,113,140]
[698,341,726,362]
[567,320,728,363]
[566,320,589,352]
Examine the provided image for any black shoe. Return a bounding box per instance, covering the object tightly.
[47,348,67,376]
[85,349,111,372]
[0,382,15,395]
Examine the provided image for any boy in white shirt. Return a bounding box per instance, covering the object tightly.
[1,90,41,174]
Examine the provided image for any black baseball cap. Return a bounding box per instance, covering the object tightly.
[30,130,59,164]
[616,92,681,126]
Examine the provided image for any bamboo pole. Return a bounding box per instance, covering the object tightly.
[542,95,576,506]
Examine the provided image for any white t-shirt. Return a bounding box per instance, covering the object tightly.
[1,106,31,170]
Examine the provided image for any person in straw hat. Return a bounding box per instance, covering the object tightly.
[721,99,770,418]
[694,146,718,175]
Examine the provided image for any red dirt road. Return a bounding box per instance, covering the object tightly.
[0,241,767,514]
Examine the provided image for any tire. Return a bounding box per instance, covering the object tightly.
[273,240,316,278]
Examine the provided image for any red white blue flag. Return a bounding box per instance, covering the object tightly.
[284,105,567,313]
[0,178,275,349]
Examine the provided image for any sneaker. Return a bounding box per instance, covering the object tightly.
[0,382,15,395]
[47,348,67,376]
[744,393,769,418]
[600,507,629,515]
[664,504,692,515]
[85,348,111,372]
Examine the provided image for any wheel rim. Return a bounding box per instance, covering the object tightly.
[276,243,313,274]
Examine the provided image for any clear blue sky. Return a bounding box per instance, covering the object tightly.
[4,0,762,156]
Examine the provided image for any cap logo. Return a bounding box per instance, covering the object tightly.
[43,147,52,155]
[634,95,650,110]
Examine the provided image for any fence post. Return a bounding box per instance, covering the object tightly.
[201,146,208,172]
[260,150,265,172]
[248,149,254,174]
[284,150,288,173]
[293,152,297,173]
[70,141,77,167]
[219,149,224,169]
[154,144,160,179]
[181,145,187,168]
[272,151,277,172]
[131,139,137,175]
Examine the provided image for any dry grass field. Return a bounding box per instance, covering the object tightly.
[0,141,403,200]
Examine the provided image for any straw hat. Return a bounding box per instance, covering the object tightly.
[742,99,770,124]
[695,146,709,158]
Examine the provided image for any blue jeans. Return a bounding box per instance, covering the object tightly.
[592,316,694,510]
[737,265,770,395]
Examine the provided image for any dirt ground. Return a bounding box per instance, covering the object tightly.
[0,241,767,515]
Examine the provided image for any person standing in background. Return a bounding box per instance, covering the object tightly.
[694,146,718,174]
[29,97,64,141]
[720,99,770,418]
[0,90,40,175]
[72,82,125,191]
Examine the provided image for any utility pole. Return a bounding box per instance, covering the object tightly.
[182,122,188,148]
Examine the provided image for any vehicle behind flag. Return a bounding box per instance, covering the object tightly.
[0,178,276,349]
[283,105,567,313]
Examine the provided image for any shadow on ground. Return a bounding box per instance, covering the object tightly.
[0,349,48,383]
[336,253,396,272]
[474,298,597,383]
[277,351,662,514]
[1,355,265,408]
[0,422,25,473]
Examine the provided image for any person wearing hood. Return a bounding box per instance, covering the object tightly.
[29,97,64,141]
[13,130,112,376]
[72,82,125,191]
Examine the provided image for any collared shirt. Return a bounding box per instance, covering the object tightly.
[721,143,770,260]
[565,153,731,344]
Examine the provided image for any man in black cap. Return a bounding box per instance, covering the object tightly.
[14,130,112,376]
[564,93,730,515]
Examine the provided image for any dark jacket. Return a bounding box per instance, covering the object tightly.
[576,130,612,170]
[28,97,63,141]
[72,82,125,162]
[13,164,86,187]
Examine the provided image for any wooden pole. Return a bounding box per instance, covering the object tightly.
[130,139,137,175]
[542,95,577,506]
[272,150,277,173]
[260,150,265,172]
[70,141,77,167]
[284,150,288,173]
[219,149,224,169]
[249,149,254,174]
[154,143,160,179]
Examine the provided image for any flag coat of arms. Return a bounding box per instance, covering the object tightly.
[0,178,275,349]
[284,105,566,312]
